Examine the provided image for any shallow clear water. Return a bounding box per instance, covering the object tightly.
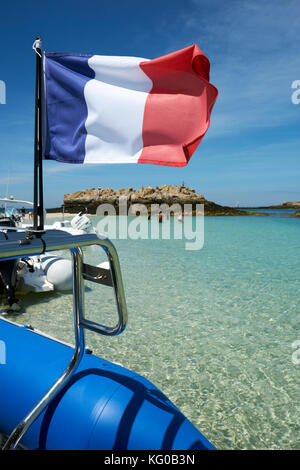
[2,214,300,449]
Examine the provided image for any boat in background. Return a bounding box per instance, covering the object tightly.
[0,197,95,311]
[0,196,94,234]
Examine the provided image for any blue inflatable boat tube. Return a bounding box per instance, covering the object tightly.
[0,318,215,450]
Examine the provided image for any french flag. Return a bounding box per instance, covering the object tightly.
[43,45,218,167]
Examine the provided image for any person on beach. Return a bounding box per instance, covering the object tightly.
[158,211,163,223]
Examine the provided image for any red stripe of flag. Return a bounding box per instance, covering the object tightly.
[138,44,218,167]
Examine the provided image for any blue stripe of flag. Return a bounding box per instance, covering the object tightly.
[43,53,95,163]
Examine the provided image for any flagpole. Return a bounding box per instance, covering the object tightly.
[33,36,44,234]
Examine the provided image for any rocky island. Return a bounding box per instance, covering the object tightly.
[59,185,262,216]
[243,200,300,218]
[291,211,300,218]
[277,201,300,209]
[247,201,300,210]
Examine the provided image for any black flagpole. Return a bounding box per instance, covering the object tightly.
[33,36,44,234]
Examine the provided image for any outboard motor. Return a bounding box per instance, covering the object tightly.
[0,217,19,310]
[70,211,92,233]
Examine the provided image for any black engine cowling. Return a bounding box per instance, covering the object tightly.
[0,217,19,306]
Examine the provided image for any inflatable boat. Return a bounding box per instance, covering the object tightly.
[0,36,218,450]
[0,229,215,451]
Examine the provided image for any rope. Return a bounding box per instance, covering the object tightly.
[32,39,42,58]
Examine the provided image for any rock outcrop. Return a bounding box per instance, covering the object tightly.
[280,201,300,209]
[291,211,300,218]
[252,201,300,209]
[61,185,261,216]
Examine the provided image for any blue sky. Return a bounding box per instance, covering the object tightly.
[0,0,299,207]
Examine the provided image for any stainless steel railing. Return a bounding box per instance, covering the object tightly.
[1,229,128,450]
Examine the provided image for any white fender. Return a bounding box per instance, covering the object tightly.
[40,255,73,292]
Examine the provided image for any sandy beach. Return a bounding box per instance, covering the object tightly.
[45,212,92,219]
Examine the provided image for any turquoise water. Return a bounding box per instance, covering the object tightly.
[3,214,300,449]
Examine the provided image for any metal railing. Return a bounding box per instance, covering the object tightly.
[0,229,128,450]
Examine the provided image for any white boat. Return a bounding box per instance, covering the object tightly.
[0,197,95,311]
[0,196,93,233]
